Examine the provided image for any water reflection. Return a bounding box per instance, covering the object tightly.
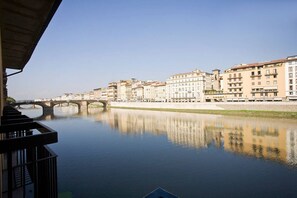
[26,107,297,167]
[32,106,106,121]
[90,109,297,167]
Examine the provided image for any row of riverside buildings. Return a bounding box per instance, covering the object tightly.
[52,55,297,102]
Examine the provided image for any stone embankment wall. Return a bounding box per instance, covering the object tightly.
[110,102,297,112]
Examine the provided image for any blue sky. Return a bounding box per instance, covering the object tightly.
[8,0,297,99]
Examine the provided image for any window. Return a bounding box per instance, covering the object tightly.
[289,67,293,72]
[273,80,277,85]
[260,93,263,96]
[252,82,255,85]
[239,73,241,77]
[273,69,277,74]
[258,71,261,75]
[290,86,293,91]
[229,74,231,78]
[258,82,261,85]
[266,76,270,79]
[234,73,236,78]
[239,94,242,97]
[266,81,270,85]
[258,77,261,80]
[251,71,255,76]
[252,93,255,96]
[289,73,293,78]
[289,79,293,84]
[234,94,237,97]
[266,70,270,75]
[265,93,268,96]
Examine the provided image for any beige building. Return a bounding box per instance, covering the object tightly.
[223,58,286,101]
[204,69,226,102]
[107,82,117,101]
[166,69,212,102]
[132,85,144,101]
[131,80,145,101]
[117,80,131,102]
[285,55,297,101]
[93,87,108,100]
[142,81,165,102]
[154,83,166,102]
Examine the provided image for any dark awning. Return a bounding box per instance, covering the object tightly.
[1,0,62,70]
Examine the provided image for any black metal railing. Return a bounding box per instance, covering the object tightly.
[1,106,58,198]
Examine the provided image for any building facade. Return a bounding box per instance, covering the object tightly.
[107,82,117,101]
[166,69,212,102]
[285,55,297,101]
[132,85,144,101]
[223,59,286,101]
[154,83,166,102]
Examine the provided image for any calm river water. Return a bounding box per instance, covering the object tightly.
[20,107,297,198]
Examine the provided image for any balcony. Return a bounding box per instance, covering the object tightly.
[250,74,262,77]
[251,89,278,93]
[1,106,58,198]
[227,76,242,81]
[265,72,278,76]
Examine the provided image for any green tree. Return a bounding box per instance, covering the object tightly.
[6,96,16,104]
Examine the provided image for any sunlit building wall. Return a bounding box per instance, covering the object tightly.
[166,69,212,102]
[154,83,166,102]
[131,80,144,101]
[285,55,297,100]
[132,85,144,101]
[117,80,127,101]
[107,82,117,101]
[223,58,286,101]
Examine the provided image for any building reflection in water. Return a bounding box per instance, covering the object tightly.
[90,108,297,167]
[35,107,297,167]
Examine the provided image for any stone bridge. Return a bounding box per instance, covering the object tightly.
[12,100,109,115]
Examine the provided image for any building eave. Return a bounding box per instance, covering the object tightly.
[1,0,62,70]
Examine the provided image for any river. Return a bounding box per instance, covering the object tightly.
[20,107,297,198]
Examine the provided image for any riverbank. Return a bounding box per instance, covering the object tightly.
[110,102,297,119]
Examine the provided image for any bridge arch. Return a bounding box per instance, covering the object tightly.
[87,100,108,109]
[12,101,52,116]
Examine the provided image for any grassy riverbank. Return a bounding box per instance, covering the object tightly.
[110,106,297,119]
